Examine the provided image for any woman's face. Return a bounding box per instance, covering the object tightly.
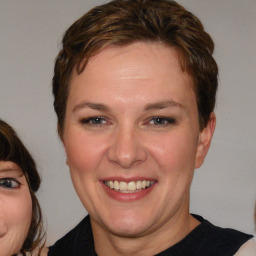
[0,161,32,256]
[63,42,214,238]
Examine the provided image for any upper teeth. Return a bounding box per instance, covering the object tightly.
[104,180,154,192]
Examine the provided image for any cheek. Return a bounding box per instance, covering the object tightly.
[155,134,198,199]
[9,193,32,231]
[0,192,32,254]
[64,130,106,173]
[149,132,198,172]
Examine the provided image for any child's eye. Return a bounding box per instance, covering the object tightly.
[149,117,176,126]
[0,178,20,189]
[80,116,109,126]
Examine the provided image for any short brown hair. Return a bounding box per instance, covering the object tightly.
[0,119,45,255]
[53,0,218,134]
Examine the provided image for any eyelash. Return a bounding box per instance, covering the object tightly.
[0,178,21,189]
[148,117,176,126]
[80,116,110,126]
[80,116,176,127]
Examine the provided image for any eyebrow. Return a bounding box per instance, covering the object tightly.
[144,100,185,111]
[72,99,184,113]
[0,168,24,177]
[73,102,110,113]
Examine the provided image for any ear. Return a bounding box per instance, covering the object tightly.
[195,112,216,169]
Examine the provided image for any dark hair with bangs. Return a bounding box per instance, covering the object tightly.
[0,119,45,255]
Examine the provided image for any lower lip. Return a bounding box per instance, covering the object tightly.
[101,181,156,202]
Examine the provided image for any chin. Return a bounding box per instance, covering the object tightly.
[103,211,154,238]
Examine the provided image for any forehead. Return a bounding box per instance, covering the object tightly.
[0,161,23,177]
[68,42,196,110]
[74,42,187,78]
[0,161,21,171]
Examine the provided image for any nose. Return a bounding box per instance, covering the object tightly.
[107,125,147,168]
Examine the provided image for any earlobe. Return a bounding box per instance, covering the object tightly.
[195,113,216,169]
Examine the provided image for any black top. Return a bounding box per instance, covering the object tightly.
[48,214,253,256]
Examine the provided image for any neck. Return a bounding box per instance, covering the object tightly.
[91,199,200,256]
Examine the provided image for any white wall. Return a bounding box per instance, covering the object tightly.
[0,0,255,245]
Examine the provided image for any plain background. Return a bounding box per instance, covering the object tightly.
[0,0,255,245]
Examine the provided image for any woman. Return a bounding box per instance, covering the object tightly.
[0,119,46,256]
[48,0,255,255]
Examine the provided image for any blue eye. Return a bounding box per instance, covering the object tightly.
[0,178,20,189]
[80,116,108,126]
[149,117,176,125]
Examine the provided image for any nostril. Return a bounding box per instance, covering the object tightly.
[107,128,148,167]
[107,146,148,168]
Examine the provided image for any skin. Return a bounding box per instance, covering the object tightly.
[41,246,49,255]
[63,42,216,255]
[0,161,32,256]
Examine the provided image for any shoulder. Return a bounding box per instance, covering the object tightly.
[48,215,94,256]
[190,215,254,255]
[234,237,256,256]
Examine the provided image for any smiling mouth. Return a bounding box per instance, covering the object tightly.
[103,180,155,193]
